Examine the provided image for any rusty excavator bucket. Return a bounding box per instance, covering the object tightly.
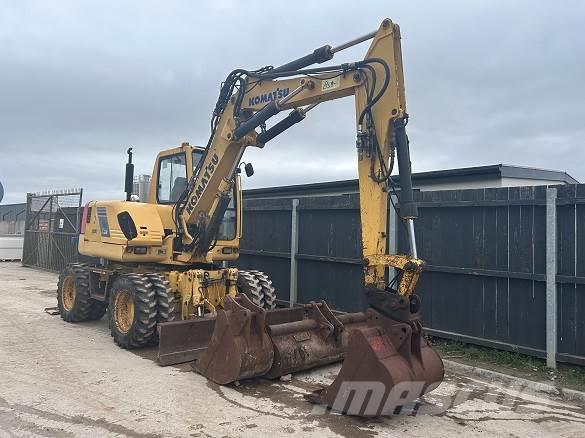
[192,294,274,383]
[159,291,443,415]
[306,292,444,416]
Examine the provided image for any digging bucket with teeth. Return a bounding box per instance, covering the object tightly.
[306,291,444,416]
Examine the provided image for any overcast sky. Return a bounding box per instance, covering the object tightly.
[1,0,584,204]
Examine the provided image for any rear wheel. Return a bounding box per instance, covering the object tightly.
[108,274,157,349]
[248,270,277,310]
[57,264,106,322]
[237,270,277,310]
[237,271,263,308]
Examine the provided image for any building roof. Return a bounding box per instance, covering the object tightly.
[415,164,579,184]
[0,203,27,221]
[243,164,579,199]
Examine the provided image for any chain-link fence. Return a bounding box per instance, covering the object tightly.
[22,190,83,272]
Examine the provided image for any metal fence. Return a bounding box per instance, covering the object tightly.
[22,190,83,272]
[19,183,583,366]
[235,184,585,368]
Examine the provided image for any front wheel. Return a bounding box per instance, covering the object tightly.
[108,274,157,349]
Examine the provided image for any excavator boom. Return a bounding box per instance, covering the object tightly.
[174,20,417,274]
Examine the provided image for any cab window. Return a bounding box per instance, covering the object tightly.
[216,190,236,241]
[193,150,203,171]
[157,153,187,204]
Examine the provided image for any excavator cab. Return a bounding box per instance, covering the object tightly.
[147,142,242,262]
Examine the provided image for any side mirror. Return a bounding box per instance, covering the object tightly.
[244,162,254,177]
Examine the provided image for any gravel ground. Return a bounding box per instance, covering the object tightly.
[1,262,584,437]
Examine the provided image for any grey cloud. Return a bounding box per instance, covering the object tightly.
[1,0,584,204]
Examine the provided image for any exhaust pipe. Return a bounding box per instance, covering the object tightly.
[124,147,134,202]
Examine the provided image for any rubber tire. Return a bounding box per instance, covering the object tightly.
[237,271,264,308]
[145,273,179,345]
[146,273,179,323]
[108,274,157,349]
[57,263,107,322]
[249,270,277,310]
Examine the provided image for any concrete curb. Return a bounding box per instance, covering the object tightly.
[444,359,585,404]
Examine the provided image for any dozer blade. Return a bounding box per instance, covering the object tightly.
[192,294,274,384]
[307,293,444,416]
[157,316,217,366]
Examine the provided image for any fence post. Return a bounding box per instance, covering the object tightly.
[75,189,84,263]
[289,198,300,307]
[22,193,32,266]
[47,195,54,271]
[77,188,83,233]
[546,187,557,369]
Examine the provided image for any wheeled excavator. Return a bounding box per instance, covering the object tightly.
[57,18,443,416]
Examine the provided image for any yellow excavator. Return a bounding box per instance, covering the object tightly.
[57,18,443,416]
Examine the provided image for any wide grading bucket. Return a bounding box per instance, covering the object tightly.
[189,295,368,383]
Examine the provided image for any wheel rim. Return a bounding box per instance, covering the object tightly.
[61,276,76,311]
[114,290,134,334]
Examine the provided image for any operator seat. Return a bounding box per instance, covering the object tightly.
[170,177,187,202]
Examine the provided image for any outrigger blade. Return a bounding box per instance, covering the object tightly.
[158,316,216,366]
[307,292,444,416]
[157,297,306,367]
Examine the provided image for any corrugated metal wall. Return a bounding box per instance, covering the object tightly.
[236,184,585,366]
